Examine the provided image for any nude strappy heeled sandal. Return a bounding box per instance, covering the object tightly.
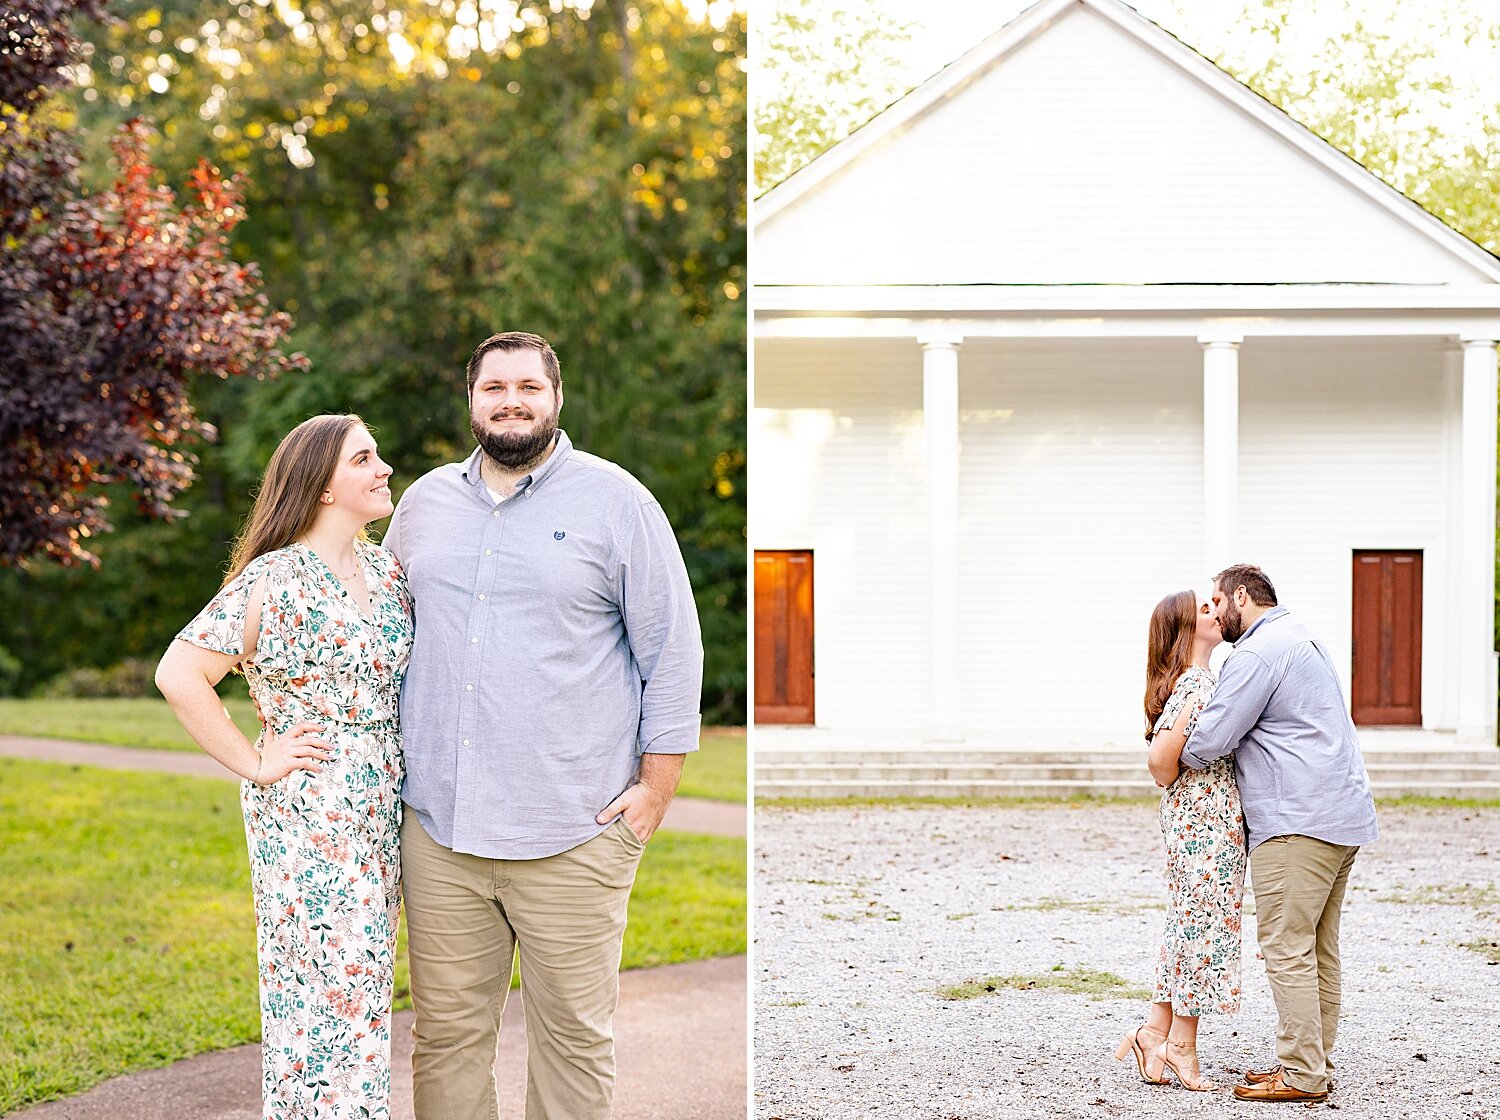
[1113,1025,1170,1084]
[1155,1037,1221,1091]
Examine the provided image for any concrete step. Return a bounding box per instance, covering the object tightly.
[755,761,1500,784]
[755,779,1500,801]
[754,748,1500,767]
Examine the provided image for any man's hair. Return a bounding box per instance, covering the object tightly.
[466,331,561,394]
[1214,563,1277,607]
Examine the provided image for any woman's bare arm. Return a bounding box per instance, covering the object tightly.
[1147,699,1196,788]
[155,576,329,784]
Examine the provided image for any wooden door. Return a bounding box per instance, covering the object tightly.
[754,550,815,724]
[1351,550,1422,726]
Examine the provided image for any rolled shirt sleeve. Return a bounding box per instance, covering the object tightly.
[620,501,703,756]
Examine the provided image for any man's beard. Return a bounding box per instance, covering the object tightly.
[471,409,559,470]
[1219,598,1245,643]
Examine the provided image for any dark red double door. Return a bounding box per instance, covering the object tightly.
[1351,550,1421,726]
[754,550,814,724]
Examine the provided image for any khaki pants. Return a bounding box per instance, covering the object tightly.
[401,815,646,1120]
[1249,834,1359,1094]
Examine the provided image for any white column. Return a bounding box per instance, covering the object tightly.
[920,334,962,742]
[1457,336,1498,743]
[1199,335,1242,577]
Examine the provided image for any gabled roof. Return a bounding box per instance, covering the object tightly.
[755,0,1500,285]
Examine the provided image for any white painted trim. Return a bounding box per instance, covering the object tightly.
[758,0,1500,284]
[756,313,1500,341]
[754,285,1500,314]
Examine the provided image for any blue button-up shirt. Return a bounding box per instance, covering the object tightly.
[1180,606,1378,852]
[387,432,703,860]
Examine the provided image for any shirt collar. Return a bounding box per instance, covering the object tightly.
[460,429,573,498]
[1235,604,1288,646]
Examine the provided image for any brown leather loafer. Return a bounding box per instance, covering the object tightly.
[1232,1071,1328,1102]
[1241,1063,1282,1085]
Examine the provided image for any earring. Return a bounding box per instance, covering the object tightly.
[321,493,334,505]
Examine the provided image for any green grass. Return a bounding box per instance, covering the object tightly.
[0,696,263,752]
[0,757,744,1114]
[937,964,1150,1002]
[0,699,745,803]
[679,728,745,803]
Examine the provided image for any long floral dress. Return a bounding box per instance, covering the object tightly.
[1151,665,1246,1017]
[177,539,412,1120]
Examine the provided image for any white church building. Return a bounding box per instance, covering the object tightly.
[751,0,1500,763]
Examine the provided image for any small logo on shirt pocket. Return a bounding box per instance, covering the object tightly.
[553,530,566,540]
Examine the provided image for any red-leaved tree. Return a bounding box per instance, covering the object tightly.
[0,1,307,566]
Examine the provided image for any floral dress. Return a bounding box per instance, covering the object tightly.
[177,540,413,1120]
[1151,665,1246,1017]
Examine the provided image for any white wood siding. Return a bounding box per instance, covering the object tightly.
[1237,338,1452,730]
[754,336,1454,739]
[758,5,1485,288]
[753,340,930,728]
[954,338,1202,741]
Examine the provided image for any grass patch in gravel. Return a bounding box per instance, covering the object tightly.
[1007,894,1164,915]
[938,964,1150,1002]
[1378,882,1499,909]
[1375,794,1500,809]
[1459,938,1500,964]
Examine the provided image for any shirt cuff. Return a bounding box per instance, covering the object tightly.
[639,718,702,755]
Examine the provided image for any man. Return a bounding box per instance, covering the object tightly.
[387,331,703,1120]
[1178,564,1377,1103]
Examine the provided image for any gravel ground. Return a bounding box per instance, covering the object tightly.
[754,802,1500,1119]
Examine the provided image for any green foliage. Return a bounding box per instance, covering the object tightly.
[752,0,914,193]
[1159,0,1500,655]
[0,647,24,698]
[39,658,161,698]
[1,0,746,719]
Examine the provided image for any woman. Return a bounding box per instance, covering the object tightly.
[156,414,412,1120]
[1113,589,1245,1092]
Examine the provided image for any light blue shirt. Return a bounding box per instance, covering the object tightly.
[1180,606,1378,852]
[387,431,703,860]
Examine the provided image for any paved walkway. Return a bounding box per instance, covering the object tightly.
[0,736,745,837]
[14,956,746,1120]
[4,735,747,1118]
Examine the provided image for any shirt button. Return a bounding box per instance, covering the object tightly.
[465,684,474,691]
[485,549,493,556]
[477,594,486,601]
[463,739,471,746]
[471,637,479,644]
[492,510,501,518]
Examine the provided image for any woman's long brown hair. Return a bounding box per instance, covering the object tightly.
[224,414,366,585]
[1143,589,1198,742]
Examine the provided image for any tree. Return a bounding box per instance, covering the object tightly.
[0,0,305,567]
[752,0,914,193]
[2,0,748,719]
